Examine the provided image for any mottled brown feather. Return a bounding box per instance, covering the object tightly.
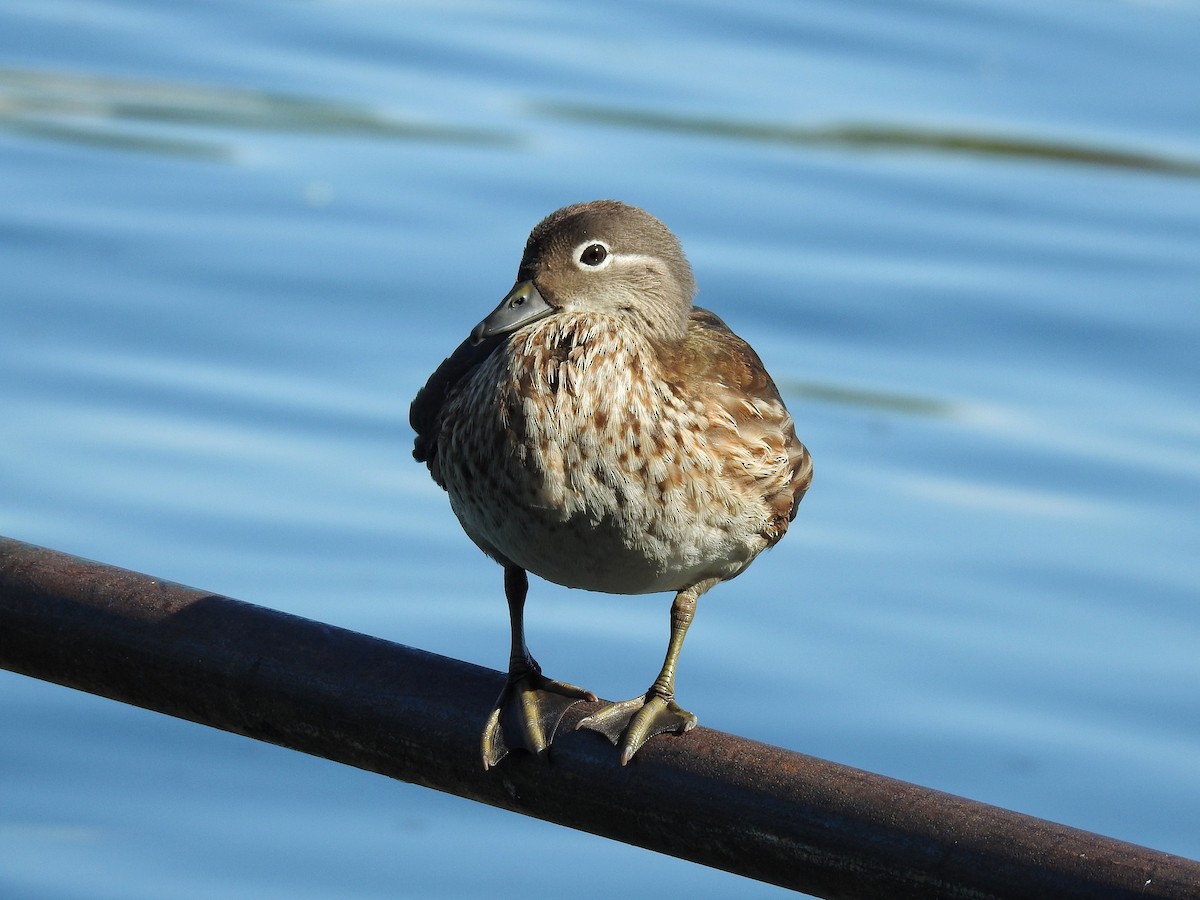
[673,307,812,542]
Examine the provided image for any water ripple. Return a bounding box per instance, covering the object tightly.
[0,66,517,159]
[534,101,1200,177]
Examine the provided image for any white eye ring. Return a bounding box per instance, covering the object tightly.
[573,240,612,269]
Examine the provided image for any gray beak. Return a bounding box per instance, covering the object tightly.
[470,280,555,345]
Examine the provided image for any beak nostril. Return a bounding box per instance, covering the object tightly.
[470,281,552,342]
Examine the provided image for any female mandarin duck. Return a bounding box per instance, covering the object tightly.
[411,201,812,768]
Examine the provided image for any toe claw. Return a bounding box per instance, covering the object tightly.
[481,707,509,769]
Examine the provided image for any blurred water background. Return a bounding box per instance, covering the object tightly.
[2,1,1199,897]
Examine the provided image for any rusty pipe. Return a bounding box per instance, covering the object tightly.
[1,535,1197,899]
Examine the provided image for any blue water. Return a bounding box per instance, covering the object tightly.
[2,1,1199,897]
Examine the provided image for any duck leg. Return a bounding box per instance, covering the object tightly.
[577,578,716,765]
[481,566,597,769]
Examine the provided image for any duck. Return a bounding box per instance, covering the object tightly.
[410,200,812,767]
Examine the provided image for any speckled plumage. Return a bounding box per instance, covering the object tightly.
[411,200,811,766]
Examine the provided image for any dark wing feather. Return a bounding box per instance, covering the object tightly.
[684,307,812,535]
[409,334,502,488]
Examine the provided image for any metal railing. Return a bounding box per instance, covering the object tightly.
[2,535,1197,899]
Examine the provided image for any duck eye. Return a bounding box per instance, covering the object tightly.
[579,243,608,266]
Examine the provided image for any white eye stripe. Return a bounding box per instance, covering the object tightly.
[572,241,662,272]
[609,252,658,267]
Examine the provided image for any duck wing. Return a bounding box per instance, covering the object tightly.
[409,334,503,488]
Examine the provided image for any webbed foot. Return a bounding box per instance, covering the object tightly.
[576,692,697,765]
[481,667,596,769]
